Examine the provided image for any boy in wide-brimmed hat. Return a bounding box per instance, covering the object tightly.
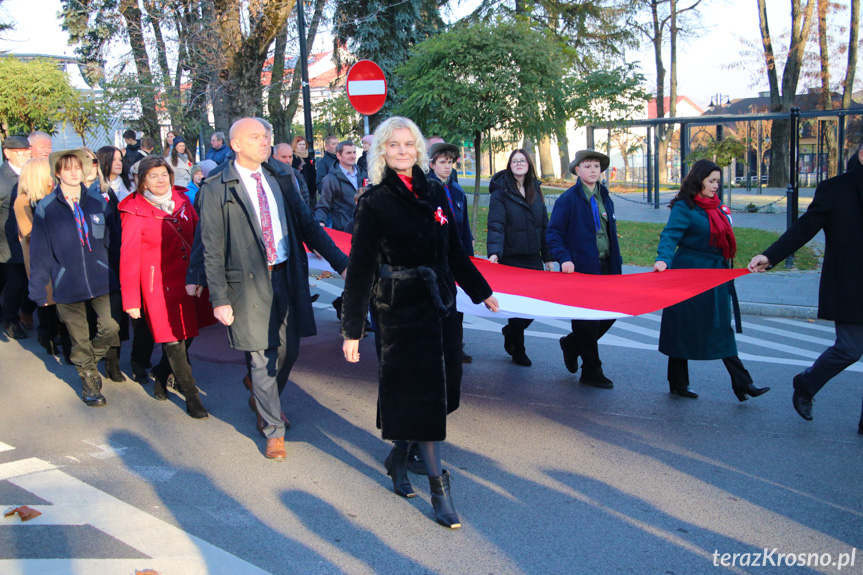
[546,149,622,389]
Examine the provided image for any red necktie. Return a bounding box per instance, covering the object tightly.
[250,172,278,264]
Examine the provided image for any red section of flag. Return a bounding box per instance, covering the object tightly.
[314,228,748,317]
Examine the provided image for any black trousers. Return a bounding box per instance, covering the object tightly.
[1,263,28,324]
[561,259,615,373]
[668,355,753,389]
[130,315,156,368]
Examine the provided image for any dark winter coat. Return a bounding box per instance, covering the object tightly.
[205,144,232,165]
[428,171,473,256]
[119,190,206,343]
[123,142,145,176]
[486,170,550,265]
[656,201,737,359]
[0,161,20,263]
[29,184,120,306]
[315,150,338,190]
[341,166,493,441]
[292,155,317,200]
[200,162,348,351]
[315,163,367,232]
[762,162,863,323]
[546,178,622,274]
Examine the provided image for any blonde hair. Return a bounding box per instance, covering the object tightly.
[367,116,429,184]
[19,158,53,207]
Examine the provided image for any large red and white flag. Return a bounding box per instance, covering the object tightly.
[308,229,748,320]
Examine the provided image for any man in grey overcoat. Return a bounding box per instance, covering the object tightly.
[200,118,348,459]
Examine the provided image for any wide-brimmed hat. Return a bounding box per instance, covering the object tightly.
[569,149,610,174]
[3,136,30,150]
[48,148,94,175]
[429,142,460,159]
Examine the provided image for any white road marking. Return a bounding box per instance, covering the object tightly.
[83,438,127,460]
[0,441,14,453]
[0,451,271,575]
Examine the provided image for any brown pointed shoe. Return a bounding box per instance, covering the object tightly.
[265,437,287,460]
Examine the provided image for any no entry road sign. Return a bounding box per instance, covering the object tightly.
[346,60,387,116]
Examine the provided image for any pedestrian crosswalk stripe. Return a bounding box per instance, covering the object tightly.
[0,453,271,574]
[764,317,836,333]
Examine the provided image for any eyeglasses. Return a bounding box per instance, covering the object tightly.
[511,159,528,166]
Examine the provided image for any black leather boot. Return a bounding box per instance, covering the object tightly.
[79,371,106,407]
[164,342,207,419]
[501,325,514,357]
[428,471,460,529]
[104,346,126,382]
[151,361,169,400]
[510,330,532,367]
[384,445,416,498]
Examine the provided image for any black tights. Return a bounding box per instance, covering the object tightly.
[394,440,442,477]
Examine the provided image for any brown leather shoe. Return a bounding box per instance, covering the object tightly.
[265,437,287,459]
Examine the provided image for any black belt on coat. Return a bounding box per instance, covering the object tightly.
[379,263,453,316]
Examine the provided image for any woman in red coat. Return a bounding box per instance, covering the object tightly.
[119,156,208,418]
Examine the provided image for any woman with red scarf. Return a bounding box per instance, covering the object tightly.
[653,159,770,401]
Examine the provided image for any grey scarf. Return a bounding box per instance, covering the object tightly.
[144,190,175,214]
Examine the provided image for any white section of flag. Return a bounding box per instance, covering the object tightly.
[348,80,386,96]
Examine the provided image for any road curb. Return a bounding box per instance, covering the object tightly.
[738,301,819,320]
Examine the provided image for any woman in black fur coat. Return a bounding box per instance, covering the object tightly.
[341,117,499,529]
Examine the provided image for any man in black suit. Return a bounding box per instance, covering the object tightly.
[199,118,348,459]
[0,136,32,339]
[749,136,863,433]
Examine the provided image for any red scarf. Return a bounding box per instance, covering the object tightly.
[397,173,416,196]
[693,195,736,259]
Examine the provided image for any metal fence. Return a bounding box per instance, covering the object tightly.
[587,107,863,229]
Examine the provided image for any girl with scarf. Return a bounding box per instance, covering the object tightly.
[169,137,193,188]
[118,156,207,418]
[654,159,770,401]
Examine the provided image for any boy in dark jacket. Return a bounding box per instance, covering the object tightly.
[428,142,474,365]
[547,149,621,389]
[30,150,121,406]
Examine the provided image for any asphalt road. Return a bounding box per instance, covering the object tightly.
[1,281,861,575]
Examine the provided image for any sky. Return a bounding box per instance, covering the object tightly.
[0,0,852,110]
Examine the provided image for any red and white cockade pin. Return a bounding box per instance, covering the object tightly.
[720,204,733,224]
[434,207,448,226]
[178,204,188,221]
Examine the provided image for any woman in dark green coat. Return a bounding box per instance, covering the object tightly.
[653,160,770,401]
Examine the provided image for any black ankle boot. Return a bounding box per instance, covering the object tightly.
[509,329,531,367]
[79,371,106,407]
[501,325,514,356]
[732,382,771,402]
[104,347,126,382]
[184,394,209,419]
[406,442,427,475]
[384,445,416,498]
[668,381,698,399]
[428,470,460,529]
[151,365,169,400]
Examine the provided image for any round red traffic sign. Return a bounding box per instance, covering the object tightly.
[346,60,387,116]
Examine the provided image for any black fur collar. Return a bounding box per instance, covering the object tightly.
[380,165,436,213]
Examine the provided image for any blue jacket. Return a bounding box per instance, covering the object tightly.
[546,179,622,274]
[29,184,121,306]
[428,172,473,256]
[205,144,232,165]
